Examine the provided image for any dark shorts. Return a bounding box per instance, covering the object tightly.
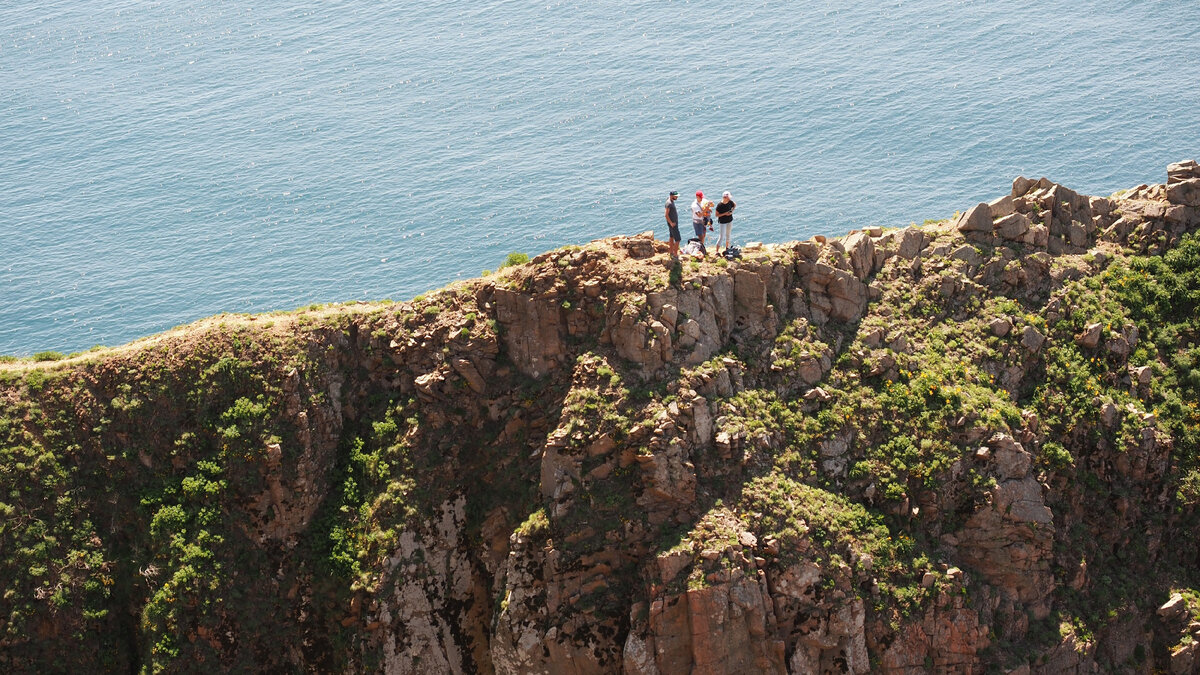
[668,224,681,242]
[693,220,706,238]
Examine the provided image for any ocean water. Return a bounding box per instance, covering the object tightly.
[2,1,1198,356]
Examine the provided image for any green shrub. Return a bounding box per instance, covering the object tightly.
[33,351,65,362]
[500,252,529,269]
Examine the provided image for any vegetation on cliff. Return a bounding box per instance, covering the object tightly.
[3,161,1200,673]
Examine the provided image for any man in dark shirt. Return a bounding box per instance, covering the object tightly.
[665,190,681,258]
[714,191,736,254]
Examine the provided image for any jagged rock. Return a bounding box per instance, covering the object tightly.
[803,387,832,401]
[797,357,825,386]
[1107,334,1130,360]
[1167,179,1200,207]
[956,202,993,238]
[733,268,768,319]
[1132,365,1152,386]
[414,370,445,395]
[1012,176,1034,197]
[1168,159,1200,184]
[1022,224,1049,248]
[1159,593,1187,620]
[843,231,877,280]
[995,212,1032,241]
[896,226,926,260]
[989,194,1016,219]
[951,244,982,267]
[787,598,870,675]
[1172,641,1200,675]
[12,165,1200,674]
[989,433,1032,480]
[450,358,487,394]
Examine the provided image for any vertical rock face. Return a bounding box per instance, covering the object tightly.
[494,289,565,378]
[5,165,1200,674]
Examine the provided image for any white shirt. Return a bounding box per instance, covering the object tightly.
[691,200,704,223]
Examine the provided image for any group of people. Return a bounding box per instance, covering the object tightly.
[664,189,736,258]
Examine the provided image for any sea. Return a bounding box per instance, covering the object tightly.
[2,0,1198,356]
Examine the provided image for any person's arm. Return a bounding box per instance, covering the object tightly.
[665,205,674,226]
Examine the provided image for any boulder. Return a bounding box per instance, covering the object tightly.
[450,358,487,394]
[1167,179,1200,207]
[1022,225,1049,248]
[989,195,1016,219]
[843,231,877,281]
[951,244,982,267]
[989,434,1032,480]
[1101,402,1119,428]
[896,227,926,260]
[1131,365,1152,386]
[1012,176,1034,197]
[733,269,768,318]
[1021,325,1045,353]
[989,317,1012,337]
[1159,593,1187,619]
[1068,222,1089,248]
[955,203,993,236]
[994,212,1031,241]
[1076,322,1102,349]
[994,477,1053,524]
[1168,159,1200,184]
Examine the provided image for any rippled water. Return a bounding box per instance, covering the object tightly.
[2,0,1198,355]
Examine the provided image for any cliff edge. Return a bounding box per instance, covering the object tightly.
[3,161,1200,673]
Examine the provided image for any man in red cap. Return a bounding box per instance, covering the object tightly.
[690,190,709,252]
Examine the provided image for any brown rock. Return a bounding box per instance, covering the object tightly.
[989,194,1016,219]
[1167,178,1200,207]
[1021,325,1045,353]
[450,358,487,394]
[956,202,993,236]
[843,231,877,281]
[1012,176,1034,197]
[495,289,565,378]
[994,212,1031,241]
[1168,159,1200,184]
[1159,592,1187,619]
[1075,322,1102,349]
[1022,225,1049,248]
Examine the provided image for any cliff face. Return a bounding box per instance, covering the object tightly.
[3,161,1200,673]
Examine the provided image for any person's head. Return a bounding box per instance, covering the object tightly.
[722,191,731,202]
[695,190,704,202]
[669,190,679,201]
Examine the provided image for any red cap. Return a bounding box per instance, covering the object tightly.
[695,190,703,198]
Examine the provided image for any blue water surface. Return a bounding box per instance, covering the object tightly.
[2,0,1198,355]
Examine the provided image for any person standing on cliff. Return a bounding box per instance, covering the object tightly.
[714,191,736,254]
[665,190,681,258]
[690,190,709,253]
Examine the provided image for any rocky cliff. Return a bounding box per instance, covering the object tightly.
[4,161,1200,673]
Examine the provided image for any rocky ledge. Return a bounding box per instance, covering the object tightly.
[3,162,1200,674]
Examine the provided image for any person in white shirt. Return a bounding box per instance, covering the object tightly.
[690,190,709,252]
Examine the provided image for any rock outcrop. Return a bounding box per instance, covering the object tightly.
[3,162,1200,673]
